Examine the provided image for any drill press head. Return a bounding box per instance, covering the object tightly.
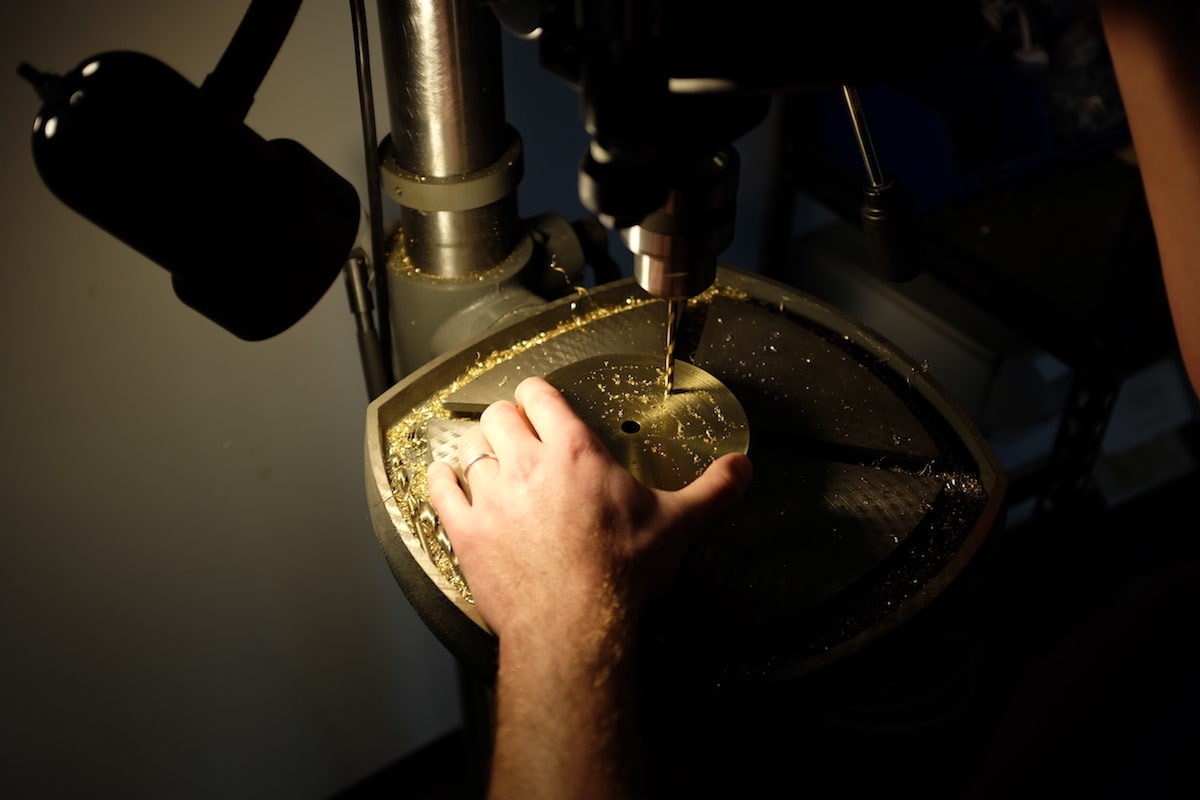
[499,0,991,299]
[522,0,771,301]
[571,72,765,301]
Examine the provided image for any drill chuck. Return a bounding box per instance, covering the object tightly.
[623,147,739,300]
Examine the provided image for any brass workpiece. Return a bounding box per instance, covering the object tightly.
[546,354,749,492]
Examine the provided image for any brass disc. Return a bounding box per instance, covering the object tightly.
[546,353,749,491]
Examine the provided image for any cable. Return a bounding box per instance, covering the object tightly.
[202,0,303,120]
[349,0,394,385]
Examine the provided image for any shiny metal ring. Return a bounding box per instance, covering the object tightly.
[461,452,498,478]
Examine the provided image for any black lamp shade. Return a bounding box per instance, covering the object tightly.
[29,50,361,340]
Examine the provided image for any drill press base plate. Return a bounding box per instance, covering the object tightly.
[365,269,1006,702]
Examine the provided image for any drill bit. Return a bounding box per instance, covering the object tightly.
[664,299,681,398]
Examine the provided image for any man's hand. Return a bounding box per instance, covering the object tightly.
[427,375,752,646]
[426,375,752,800]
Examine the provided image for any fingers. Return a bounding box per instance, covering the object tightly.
[427,460,472,527]
[457,425,491,460]
[456,426,500,485]
[666,452,753,533]
[480,399,538,456]
[513,377,589,443]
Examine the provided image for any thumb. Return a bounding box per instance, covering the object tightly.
[667,452,753,531]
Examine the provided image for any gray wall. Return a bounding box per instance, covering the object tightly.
[0,2,785,798]
[0,3,461,798]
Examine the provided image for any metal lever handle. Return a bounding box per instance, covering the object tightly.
[843,85,922,282]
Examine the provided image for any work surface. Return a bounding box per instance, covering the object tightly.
[344,418,1200,799]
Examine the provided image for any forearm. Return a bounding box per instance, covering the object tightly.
[1100,0,1200,396]
[487,618,642,800]
[426,379,752,798]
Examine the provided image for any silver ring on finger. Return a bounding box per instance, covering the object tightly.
[461,452,498,479]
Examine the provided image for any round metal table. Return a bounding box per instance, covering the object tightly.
[365,268,1006,703]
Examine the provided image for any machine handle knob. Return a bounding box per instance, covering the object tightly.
[861,180,922,283]
[844,84,922,282]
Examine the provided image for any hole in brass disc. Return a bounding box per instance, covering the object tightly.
[546,353,749,491]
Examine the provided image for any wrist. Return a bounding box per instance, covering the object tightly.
[499,604,636,682]
[497,572,638,662]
